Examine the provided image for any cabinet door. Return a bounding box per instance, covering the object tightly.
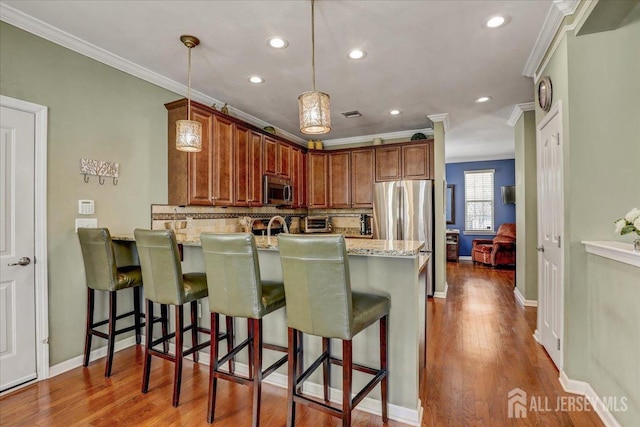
[307,152,328,208]
[187,108,214,205]
[235,126,263,206]
[278,143,291,179]
[263,136,278,176]
[402,143,430,179]
[351,148,374,207]
[291,147,306,208]
[375,146,402,181]
[248,131,263,206]
[329,152,351,208]
[212,115,234,206]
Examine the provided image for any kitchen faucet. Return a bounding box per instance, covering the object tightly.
[267,216,289,238]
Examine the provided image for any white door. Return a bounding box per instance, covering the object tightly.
[0,106,37,391]
[536,102,564,370]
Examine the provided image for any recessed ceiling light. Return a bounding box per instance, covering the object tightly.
[486,16,507,28]
[475,96,492,103]
[267,37,289,49]
[248,76,264,84]
[390,109,401,115]
[348,49,366,60]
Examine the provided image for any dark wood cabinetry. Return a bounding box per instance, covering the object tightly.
[307,152,328,208]
[329,151,351,208]
[212,115,235,206]
[375,141,433,182]
[291,147,306,208]
[264,136,291,178]
[235,125,263,206]
[351,149,374,207]
[446,231,460,262]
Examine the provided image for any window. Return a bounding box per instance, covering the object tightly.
[464,169,494,232]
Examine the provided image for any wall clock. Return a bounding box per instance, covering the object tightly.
[538,76,553,112]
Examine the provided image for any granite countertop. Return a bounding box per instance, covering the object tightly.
[112,234,423,257]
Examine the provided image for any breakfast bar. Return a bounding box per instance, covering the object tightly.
[113,234,428,424]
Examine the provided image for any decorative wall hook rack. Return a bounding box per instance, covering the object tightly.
[80,158,119,185]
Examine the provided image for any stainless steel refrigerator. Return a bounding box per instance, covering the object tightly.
[372,180,434,295]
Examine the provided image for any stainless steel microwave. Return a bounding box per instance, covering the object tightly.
[263,175,293,206]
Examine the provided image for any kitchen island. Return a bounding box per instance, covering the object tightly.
[113,234,428,425]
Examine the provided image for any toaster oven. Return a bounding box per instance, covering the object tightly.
[301,216,331,233]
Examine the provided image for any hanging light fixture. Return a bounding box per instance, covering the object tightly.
[298,0,331,134]
[176,35,202,152]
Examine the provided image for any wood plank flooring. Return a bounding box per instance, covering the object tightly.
[1,261,605,426]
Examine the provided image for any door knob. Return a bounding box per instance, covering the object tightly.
[8,257,31,266]
[536,246,545,252]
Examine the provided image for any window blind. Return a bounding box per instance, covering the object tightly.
[464,170,494,231]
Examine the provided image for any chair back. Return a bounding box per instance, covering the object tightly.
[134,229,185,305]
[201,233,264,319]
[278,234,353,340]
[78,227,118,291]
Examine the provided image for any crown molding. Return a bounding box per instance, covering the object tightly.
[445,153,515,164]
[522,0,580,78]
[0,3,305,145]
[507,102,535,127]
[322,128,433,147]
[426,113,450,133]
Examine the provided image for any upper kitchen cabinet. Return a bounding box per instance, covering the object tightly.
[235,125,263,207]
[350,148,374,207]
[328,151,351,208]
[291,146,306,208]
[307,151,328,208]
[264,136,291,179]
[212,114,235,206]
[375,141,433,181]
[167,101,214,206]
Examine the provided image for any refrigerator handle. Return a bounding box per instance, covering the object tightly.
[398,188,403,240]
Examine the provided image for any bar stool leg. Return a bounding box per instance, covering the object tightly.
[207,313,220,423]
[83,288,95,367]
[133,286,142,345]
[322,337,331,402]
[105,291,117,377]
[247,318,253,379]
[142,299,153,394]
[380,315,388,422]
[226,316,235,373]
[190,300,199,363]
[286,327,297,427]
[251,319,263,427]
[172,304,184,407]
[342,340,353,427]
[161,304,169,354]
[296,331,304,394]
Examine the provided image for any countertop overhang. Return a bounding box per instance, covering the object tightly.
[112,234,424,257]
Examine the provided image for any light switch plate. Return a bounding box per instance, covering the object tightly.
[75,218,98,232]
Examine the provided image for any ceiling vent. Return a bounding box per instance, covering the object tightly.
[341,110,362,118]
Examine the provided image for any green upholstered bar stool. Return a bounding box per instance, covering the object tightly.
[278,234,390,427]
[134,229,227,407]
[201,233,289,426]
[78,227,152,377]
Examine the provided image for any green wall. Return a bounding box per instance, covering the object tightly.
[536,2,640,424]
[0,22,178,365]
[433,121,447,294]
[514,110,538,301]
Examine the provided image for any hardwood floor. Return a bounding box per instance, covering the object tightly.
[422,261,603,427]
[0,261,604,426]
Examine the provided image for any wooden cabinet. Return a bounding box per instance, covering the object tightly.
[264,136,291,178]
[291,147,306,208]
[446,231,460,262]
[212,115,235,206]
[278,142,291,179]
[375,141,433,182]
[235,125,263,206]
[328,151,351,208]
[350,149,374,207]
[307,152,328,208]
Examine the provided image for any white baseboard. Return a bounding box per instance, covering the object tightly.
[459,255,472,261]
[433,282,448,299]
[559,371,622,427]
[514,287,538,307]
[47,338,419,425]
[533,329,541,344]
[49,336,138,378]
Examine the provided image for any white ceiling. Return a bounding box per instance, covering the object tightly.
[1,0,553,162]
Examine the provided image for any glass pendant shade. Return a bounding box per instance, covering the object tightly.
[176,119,202,152]
[299,91,331,134]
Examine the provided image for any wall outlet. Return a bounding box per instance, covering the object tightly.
[75,218,98,232]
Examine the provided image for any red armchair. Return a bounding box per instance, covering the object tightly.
[471,223,516,267]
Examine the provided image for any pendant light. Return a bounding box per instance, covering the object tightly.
[176,35,202,152]
[298,0,331,134]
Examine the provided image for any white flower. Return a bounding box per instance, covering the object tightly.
[635,217,640,233]
[624,208,640,223]
[614,219,626,234]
